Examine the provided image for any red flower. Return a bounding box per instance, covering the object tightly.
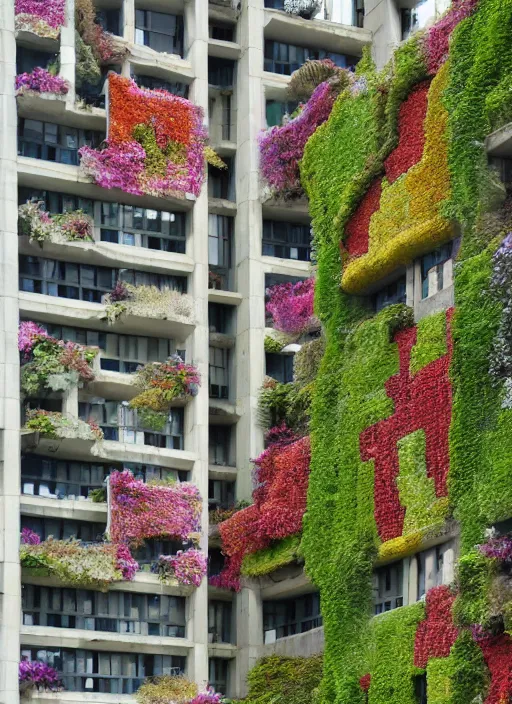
[478,633,512,704]
[414,586,458,668]
[344,178,383,258]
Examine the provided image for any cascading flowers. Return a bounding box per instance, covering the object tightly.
[266,279,318,337]
[19,321,97,396]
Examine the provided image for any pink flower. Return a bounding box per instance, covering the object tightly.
[21,527,41,545]
[15,0,65,29]
[266,278,317,335]
[18,321,48,356]
[15,67,69,95]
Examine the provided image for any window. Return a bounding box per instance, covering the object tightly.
[209,479,235,509]
[420,243,453,299]
[16,46,55,75]
[208,57,235,87]
[77,64,121,108]
[99,203,187,253]
[208,658,229,694]
[18,188,94,216]
[415,544,447,601]
[208,303,232,334]
[20,647,185,693]
[415,674,427,704]
[263,593,322,642]
[19,255,187,302]
[208,548,226,577]
[264,41,358,75]
[209,22,234,41]
[208,601,233,643]
[209,426,232,466]
[79,402,185,450]
[209,347,229,399]
[18,119,104,165]
[262,220,311,260]
[266,353,294,384]
[373,562,403,614]
[264,0,285,8]
[222,94,232,141]
[265,99,299,127]
[21,516,106,543]
[373,276,406,312]
[353,0,365,27]
[133,73,189,98]
[22,586,186,637]
[135,10,184,56]
[208,157,234,200]
[43,323,181,375]
[400,0,449,40]
[208,215,233,289]
[96,8,121,36]
[21,456,115,500]
[132,538,187,565]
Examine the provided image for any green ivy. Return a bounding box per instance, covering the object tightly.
[409,311,447,376]
[426,657,454,704]
[264,335,286,354]
[368,603,425,704]
[241,535,302,578]
[241,655,322,704]
[453,550,497,628]
[450,631,488,704]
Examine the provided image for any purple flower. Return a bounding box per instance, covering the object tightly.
[479,535,512,562]
[21,527,41,545]
[19,659,61,690]
[15,0,65,29]
[15,67,69,95]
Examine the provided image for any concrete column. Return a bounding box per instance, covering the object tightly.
[62,385,79,417]
[442,546,455,586]
[424,548,436,593]
[186,0,210,688]
[363,0,401,69]
[408,554,418,604]
[235,585,264,696]
[123,0,135,44]
[61,0,76,101]
[0,1,21,701]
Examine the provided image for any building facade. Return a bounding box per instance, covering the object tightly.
[0,0,489,701]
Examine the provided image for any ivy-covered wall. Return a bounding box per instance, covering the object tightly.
[296,0,512,701]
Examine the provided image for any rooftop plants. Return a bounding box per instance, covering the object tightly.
[266,278,317,337]
[80,74,209,198]
[103,281,194,325]
[20,535,138,588]
[15,0,65,38]
[15,67,69,95]
[19,321,97,396]
[24,409,104,442]
[128,355,200,430]
[109,470,202,546]
[18,200,94,244]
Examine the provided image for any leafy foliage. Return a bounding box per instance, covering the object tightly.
[240,655,322,704]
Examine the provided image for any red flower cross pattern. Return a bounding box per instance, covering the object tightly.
[360,309,453,542]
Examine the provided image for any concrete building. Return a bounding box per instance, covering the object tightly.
[0,0,456,700]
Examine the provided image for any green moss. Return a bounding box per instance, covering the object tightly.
[409,311,448,375]
[241,535,302,578]
[368,603,425,704]
[242,655,322,704]
[264,334,286,354]
[397,430,449,534]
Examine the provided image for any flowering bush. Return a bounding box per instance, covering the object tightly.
[135,675,198,704]
[103,283,194,325]
[479,534,512,562]
[80,74,208,198]
[20,537,138,588]
[260,80,344,199]
[109,470,202,546]
[18,201,94,244]
[154,548,208,587]
[19,659,61,691]
[214,435,311,589]
[15,0,65,38]
[128,355,200,429]
[24,409,104,442]
[190,690,225,704]
[15,67,69,95]
[19,321,97,395]
[266,279,317,337]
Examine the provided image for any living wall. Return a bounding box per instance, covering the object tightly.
[238,655,323,704]
[296,0,512,700]
[80,74,209,198]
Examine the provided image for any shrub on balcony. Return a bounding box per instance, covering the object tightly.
[109,470,202,546]
[19,660,61,692]
[128,355,200,429]
[24,409,104,442]
[103,282,194,325]
[15,67,69,95]
[19,321,97,396]
[266,279,317,337]
[80,74,209,198]
[15,0,65,38]
[18,201,94,244]
[154,548,208,587]
[20,536,138,588]
[135,676,224,704]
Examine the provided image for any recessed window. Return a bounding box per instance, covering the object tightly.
[209,657,229,694]
[208,157,234,200]
[209,479,235,509]
[262,220,311,260]
[373,276,406,312]
[263,593,322,642]
[266,353,294,384]
[209,22,234,41]
[400,0,449,40]
[17,119,104,166]
[208,57,235,88]
[420,243,453,299]
[209,347,230,399]
[265,99,299,127]
[353,0,365,27]
[135,9,184,56]
[208,215,233,289]
[264,40,358,75]
[414,674,427,704]
[373,562,403,614]
[208,303,232,334]
[209,426,232,466]
[133,73,189,98]
[21,516,106,543]
[208,600,233,644]
[16,46,55,75]
[95,8,121,36]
